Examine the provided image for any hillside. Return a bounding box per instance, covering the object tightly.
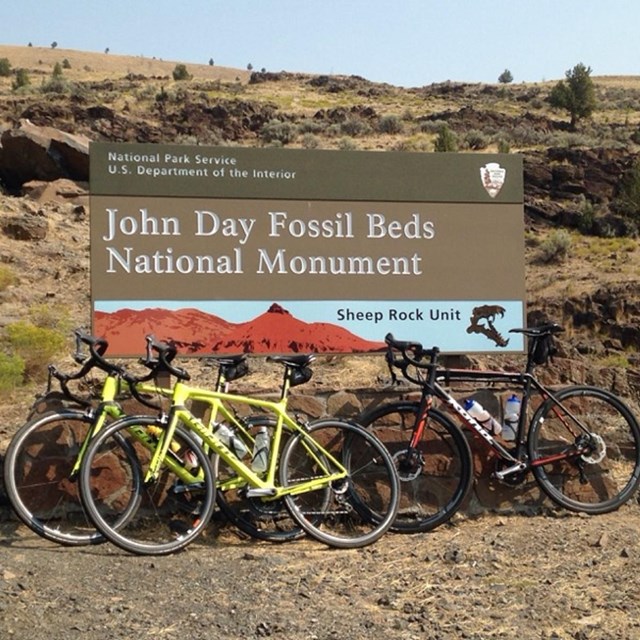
[1,44,640,419]
[3,45,640,640]
[0,44,251,83]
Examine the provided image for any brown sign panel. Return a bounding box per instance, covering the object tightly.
[90,143,525,356]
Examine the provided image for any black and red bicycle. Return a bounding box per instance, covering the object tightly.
[359,324,640,533]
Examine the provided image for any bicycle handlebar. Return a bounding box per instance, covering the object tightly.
[509,323,564,338]
[142,335,190,381]
[384,333,440,367]
[47,330,190,409]
[384,321,565,387]
[384,333,440,387]
[73,330,124,376]
[73,330,108,365]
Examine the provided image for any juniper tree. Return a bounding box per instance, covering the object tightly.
[549,62,596,129]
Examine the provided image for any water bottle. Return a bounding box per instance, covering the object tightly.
[502,394,521,442]
[146,425,181,453]
[251,426,270,473]
[463,398,502,436]
[213,423,249,459]
[183,449,199,470]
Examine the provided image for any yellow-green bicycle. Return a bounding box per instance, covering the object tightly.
[78,337,401,555]
[4,331,303,546]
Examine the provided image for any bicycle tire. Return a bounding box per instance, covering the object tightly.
[280,419,400,548]
[215,415,306,542]
[79,415,217,555]
[528,385,640,514]
[358,402,473,532]
[3,410,129,546]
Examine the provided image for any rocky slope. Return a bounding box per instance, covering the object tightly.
[1,50,640,403]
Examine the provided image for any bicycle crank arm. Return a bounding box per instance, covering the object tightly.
[245,487,278,497]
[493,461,528,480]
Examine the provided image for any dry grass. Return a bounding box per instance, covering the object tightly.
[0,44,251,83]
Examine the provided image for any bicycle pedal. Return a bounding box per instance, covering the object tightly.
[245,487,277,498]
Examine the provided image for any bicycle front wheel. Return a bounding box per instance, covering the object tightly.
[79,415,217,555]
[358,403,473,532]
[280,419,400,548]
[3,410,113,545]
[528,385,640,514]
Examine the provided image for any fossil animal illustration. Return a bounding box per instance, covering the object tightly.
[466,304,509,347]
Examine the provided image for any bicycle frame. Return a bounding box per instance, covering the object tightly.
[433,366,595,479]
[145,378,349,499]
[384,327,595,483]
[66,374,185,478]
[67,374,129,477]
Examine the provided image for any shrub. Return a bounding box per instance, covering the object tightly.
[548,62,596,128]
[41,75,70,93]
[434,124,458,152]
[0,58,11,76]
[613,158,640,218]
[172,64,191,81]
[463,129,489,150]
[496,138,511,154]
[576,195,596,233]
[0,265,16,291]
[377,115,403,135]
[538,229,572,263]
[12,68,30,90]
[419,119,448,134]
[260,119,297,145]
[498,69,513,84]
[0,352,25,392]
[394,134,431,152]
[338,137,356,150]
[28,303,72,333]
[298,119,326,135]
[302,133,320,149]
[341,117,370,137]
[62,58,71,69]
[4,321,66,382]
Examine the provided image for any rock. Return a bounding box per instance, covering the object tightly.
[0,120,90,190]
[1,212,48,240]
[21,178,89,206]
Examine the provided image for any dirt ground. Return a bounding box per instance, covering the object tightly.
[2,497,640,640]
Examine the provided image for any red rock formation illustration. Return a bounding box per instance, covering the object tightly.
[94,302,384,355]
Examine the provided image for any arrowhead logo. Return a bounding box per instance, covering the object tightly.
[480,162,506,198]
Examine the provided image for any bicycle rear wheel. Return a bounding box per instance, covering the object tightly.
[358,402,473,532]
[3,410,115,545]
[280,419,400,548]
[215,416,305,542]
[528,385,640,514]
[79,415,217,555]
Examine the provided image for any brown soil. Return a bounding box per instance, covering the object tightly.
[2,504,640,640]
